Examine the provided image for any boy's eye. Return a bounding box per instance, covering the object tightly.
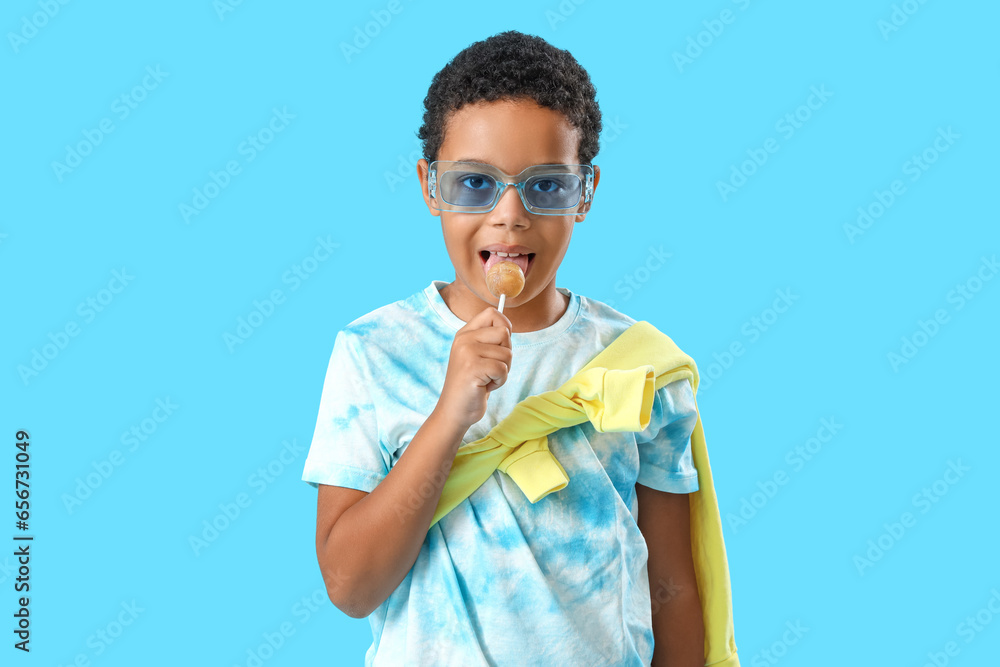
[531,179,562,193]
[459,174,493,190]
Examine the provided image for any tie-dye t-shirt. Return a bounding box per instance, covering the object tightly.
[302,280,700,667]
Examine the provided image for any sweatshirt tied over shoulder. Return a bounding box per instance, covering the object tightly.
[432,320,740,667]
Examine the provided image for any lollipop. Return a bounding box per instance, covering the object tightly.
[486,261,525,314]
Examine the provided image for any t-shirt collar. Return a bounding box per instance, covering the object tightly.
[423,280,581,347]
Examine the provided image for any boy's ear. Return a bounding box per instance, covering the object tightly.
[575,164,600,223]
[416,159,441,218]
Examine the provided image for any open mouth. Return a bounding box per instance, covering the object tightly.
[480,251,535,278]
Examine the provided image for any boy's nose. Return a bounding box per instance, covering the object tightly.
[490,185,529,227]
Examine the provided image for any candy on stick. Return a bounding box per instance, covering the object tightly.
[485,261,524,314]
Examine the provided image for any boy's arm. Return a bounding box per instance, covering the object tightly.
[316,306,513,619]
[316,407,468,618]
[636,483,705,667]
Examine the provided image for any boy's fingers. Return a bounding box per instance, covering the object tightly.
[476,359,509,388]
[488,310,513,335]
[471,324,511,348]
[473,341,512,365]
[472,305,511,330]
[495,310,512,331]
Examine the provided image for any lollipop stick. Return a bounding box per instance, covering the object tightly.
[497,293,506,314]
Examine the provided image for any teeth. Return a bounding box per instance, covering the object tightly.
[494,251,522,257]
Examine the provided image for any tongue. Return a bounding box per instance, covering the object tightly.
[483,252,529,276]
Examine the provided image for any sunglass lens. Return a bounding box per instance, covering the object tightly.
[440,171,497,207]
[525,174,581,209]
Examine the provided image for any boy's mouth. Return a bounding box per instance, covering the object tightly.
[480,250,534,278]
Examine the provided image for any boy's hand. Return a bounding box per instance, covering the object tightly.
[437,306,513,429]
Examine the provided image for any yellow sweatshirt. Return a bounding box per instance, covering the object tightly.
[431,320,739,667]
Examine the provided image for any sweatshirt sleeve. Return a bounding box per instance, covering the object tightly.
[301,329,388,492]
[634,378,700,494]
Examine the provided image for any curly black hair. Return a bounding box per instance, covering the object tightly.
[417,31,602,166]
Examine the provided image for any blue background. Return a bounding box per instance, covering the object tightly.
[3,1,998,665]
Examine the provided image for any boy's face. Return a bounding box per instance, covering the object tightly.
[417,98,600,317]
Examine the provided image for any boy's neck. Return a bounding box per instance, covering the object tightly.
[439,281,570,334]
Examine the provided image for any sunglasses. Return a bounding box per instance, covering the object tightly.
[428,161,595,215]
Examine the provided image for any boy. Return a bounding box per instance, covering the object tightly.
[302,31,736,666]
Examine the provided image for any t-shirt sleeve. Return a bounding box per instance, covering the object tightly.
[301,329,388,492]
[634,378,700,494]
